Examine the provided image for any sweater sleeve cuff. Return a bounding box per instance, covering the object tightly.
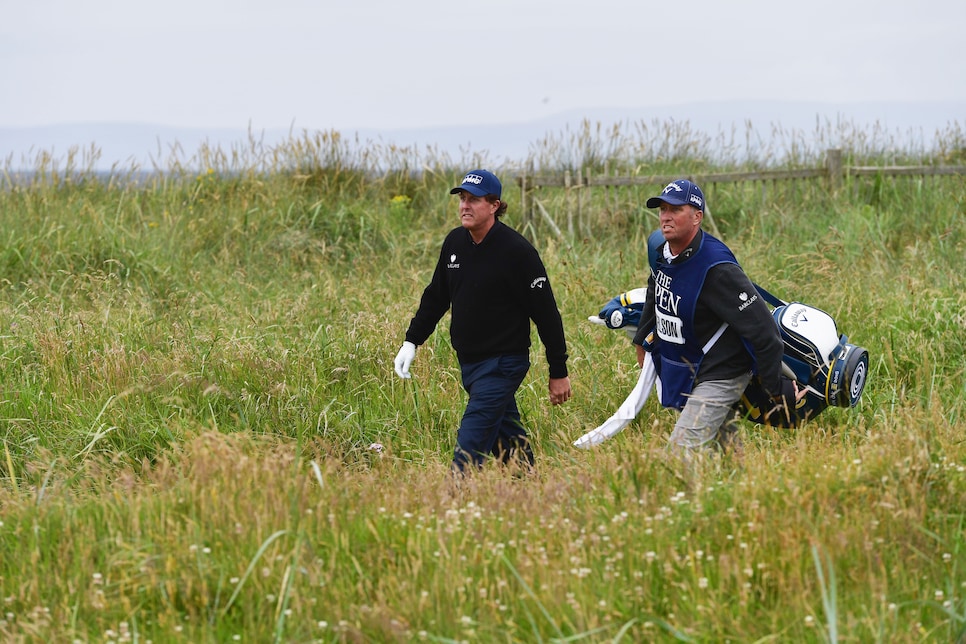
[549,364,569,380]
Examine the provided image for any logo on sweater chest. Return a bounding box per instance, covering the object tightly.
[447,253,460,269]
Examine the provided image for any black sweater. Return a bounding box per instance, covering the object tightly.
[404,220,569,379]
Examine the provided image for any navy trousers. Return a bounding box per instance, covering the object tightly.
[453,354,534,472]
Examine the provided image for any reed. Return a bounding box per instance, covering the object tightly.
[0,119,963,642]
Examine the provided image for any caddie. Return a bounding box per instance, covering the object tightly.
[632,179,797,457]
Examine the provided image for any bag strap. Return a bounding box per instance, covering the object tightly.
[754,283,787,308]
[702,321,729,354]
[649,284,783,356]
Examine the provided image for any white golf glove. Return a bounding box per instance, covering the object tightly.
[394,341,417,378]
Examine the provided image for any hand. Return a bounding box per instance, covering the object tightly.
[549,376,572,405]
[393,341,416,378]
[635,344,647,368]
[765,379,807,423]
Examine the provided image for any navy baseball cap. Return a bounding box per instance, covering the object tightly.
[646,179,705,210]
[450,169,502,199]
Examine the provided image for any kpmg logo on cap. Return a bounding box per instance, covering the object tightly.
[689,193,703,208]
[451,169,502,198]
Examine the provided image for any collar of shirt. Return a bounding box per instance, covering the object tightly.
[660,229,701,264]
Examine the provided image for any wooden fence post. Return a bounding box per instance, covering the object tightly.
[826,148,843,192]
[521,162,536,230]
[577,167,586,238]
[564,169,573,236]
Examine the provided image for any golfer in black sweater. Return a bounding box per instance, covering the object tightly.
[394,169,572,473]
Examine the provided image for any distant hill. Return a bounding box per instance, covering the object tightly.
[2,100,963,171]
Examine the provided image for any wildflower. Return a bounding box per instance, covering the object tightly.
[698,577,709,589]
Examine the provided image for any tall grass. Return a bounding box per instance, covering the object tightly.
[0,120,964,642]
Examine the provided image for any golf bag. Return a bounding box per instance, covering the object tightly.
[735,297,869,427]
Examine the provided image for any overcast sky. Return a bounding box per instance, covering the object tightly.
[3,0,964,133]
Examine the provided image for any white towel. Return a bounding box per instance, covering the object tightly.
[573,353,657,448]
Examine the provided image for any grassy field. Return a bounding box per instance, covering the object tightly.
[1,122,965,642]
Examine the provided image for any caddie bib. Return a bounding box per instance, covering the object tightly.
[653,233,738,410]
